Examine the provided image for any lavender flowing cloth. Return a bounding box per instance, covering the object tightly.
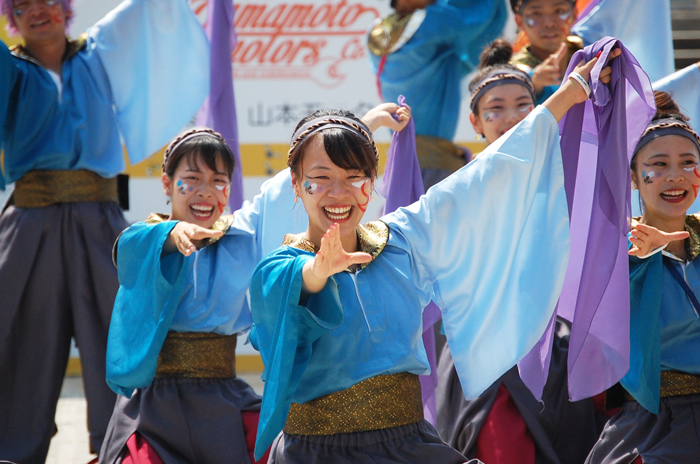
[377,95,442,425]
[518,38,655,402]
[195,0,244,210]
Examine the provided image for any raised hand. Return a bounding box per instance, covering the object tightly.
[362,103,412,133]
[531,42,568,93]
[629,222,689,257]
[302,223,372,294]
[166,221,223,256]
[543,47,622,121]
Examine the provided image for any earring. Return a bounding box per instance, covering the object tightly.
[631,181,638,190]
[166,190,171,205]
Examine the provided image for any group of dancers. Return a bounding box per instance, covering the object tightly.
[1,0,700,464]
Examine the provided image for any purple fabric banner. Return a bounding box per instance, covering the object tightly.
[518,37,656,402]
[377,96,441,425]
[196,0,244,211]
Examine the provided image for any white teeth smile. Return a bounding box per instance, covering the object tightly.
[324,206,351,220]
[661,190,686,199]
[190,205,213,216]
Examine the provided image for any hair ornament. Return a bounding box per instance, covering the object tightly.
[162,127,225,173]
[469,68,536,112]
[288,116,378,161]
[633,118,700,157]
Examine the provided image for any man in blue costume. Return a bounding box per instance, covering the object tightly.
[367,0,506,188]
[0,0,209,462]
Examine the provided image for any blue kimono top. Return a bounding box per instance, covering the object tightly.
[249,105,571,458]
[368,0,506,140]
[624,215,700,413]
[0,0,209,190]
[106,214,258,398]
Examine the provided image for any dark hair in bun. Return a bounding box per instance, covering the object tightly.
[653,90,689,122]
[479,38,513,69]
[469,39,521,93]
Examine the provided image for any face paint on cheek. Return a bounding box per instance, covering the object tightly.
[641,170,655,185]
[519,105,533,113]
[304,180,318,195]
[685,166,700,198]
[483,112,496,122]
[177,179,189,194]
[47,2,63,24]
[525,17,536,27]
[352,180,370,213]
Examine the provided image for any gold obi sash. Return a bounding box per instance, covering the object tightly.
[284,372,423,436]
[13,169,118,208]
[625,371,700,401]
[415,135,467,173]
[155,332,237,379]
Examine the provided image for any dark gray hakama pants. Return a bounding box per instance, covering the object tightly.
[585,394,700,464]
[436,324,607,464]
[0,202,127,464]
[100,377,261,464]
[269,420,477,464]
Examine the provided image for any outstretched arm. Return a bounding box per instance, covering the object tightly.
[301,223,372,293]
[164,222,224,256]
[628,223,688,257]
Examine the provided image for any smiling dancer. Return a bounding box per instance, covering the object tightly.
[436,39,607,464]
[586,91,700,464]
[101,129,269,464]
[0,0,208,461]
[248,49,620,463]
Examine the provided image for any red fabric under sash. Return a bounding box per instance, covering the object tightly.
[474,384,536,464]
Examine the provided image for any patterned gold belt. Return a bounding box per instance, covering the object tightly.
[155,332,237,379]
[13,169,118,208]
[415,135,466,172]
[625,371,700,401]
[284,372,423,436]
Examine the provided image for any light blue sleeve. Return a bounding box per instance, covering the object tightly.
[106,220,184,397]
[0,43,20,191]
[382,106,570,399]
[249,247,343,460]
[654,63,700,131]
[572,0,673,81]
[233,168,309,260]
[88,0,210,164]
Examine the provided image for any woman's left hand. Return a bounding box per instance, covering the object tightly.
[567,48,623,104]
[628,223,689,257]
[362,103,411,133]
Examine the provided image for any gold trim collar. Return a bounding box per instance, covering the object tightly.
[10,34,87,66]
[632,215,700,262]
[145,213,234,247]
[282,221,389,271]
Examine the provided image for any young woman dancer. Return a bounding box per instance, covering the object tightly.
[249,50,619,463]
[100,129,268,464]
[585,93,700,464]
[436,39,607,464]
[100,103,410,464]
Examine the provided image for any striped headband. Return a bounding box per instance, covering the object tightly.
[162,128,226,172]
[511,0,574,13]
[469,69,536,113]
[288,116,378,160]
[633,118,700,157]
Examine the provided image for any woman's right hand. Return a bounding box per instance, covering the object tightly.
[302,223,372,293]
[165,222,223,256]
[628,223,689,257]
[362,103,411,133]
